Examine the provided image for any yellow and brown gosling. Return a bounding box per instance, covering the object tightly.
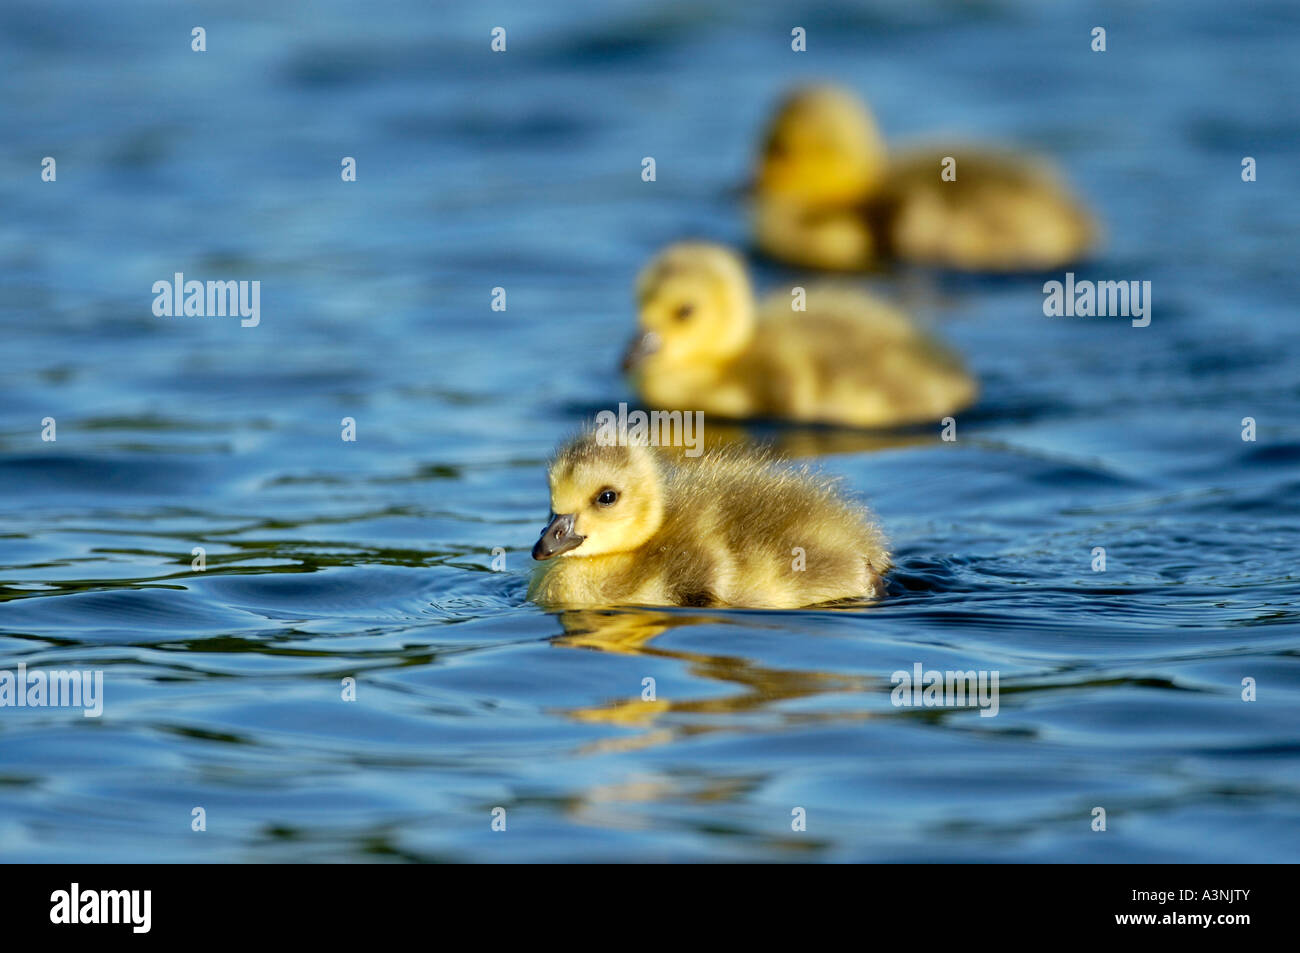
[623,241,977,428]
[527,428,890,609]
[754,84,1098,272]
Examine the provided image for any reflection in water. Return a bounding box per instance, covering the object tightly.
[551,608,873,738]
[550,607,861,846]
[708,421,934,459]
[609,414,935,461]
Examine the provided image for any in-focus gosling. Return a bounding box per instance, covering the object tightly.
[528,429,891,609]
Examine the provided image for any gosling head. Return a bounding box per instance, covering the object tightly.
[756,84,887,205]
[622,242,756,379]
[533,433,664,561]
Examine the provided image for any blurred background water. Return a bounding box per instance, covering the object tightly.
[1,0,1297,862]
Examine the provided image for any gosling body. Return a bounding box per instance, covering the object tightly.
[753,85,1097,272]
[624,242,976,428]
[528,432,890,609]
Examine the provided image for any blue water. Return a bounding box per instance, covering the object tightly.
[1,0,1298,862]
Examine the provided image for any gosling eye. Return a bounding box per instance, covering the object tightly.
[674,303,694,322]
[595,489,618,507]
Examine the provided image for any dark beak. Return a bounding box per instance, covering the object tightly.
[730,178,756,200]
[621,331,661,373]
[532,513,585,560]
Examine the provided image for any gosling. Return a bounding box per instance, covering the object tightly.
[623,241,977,428]
[754,84,1098,272]
[527,429,890,609]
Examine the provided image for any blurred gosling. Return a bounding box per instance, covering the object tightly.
[622,241,976,428]
[754,84,1097,272]
[528,429,890,609]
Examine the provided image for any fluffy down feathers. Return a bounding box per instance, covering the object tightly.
[528,429,890,609]
[624,241,976,428]
[753,84,1097,272]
